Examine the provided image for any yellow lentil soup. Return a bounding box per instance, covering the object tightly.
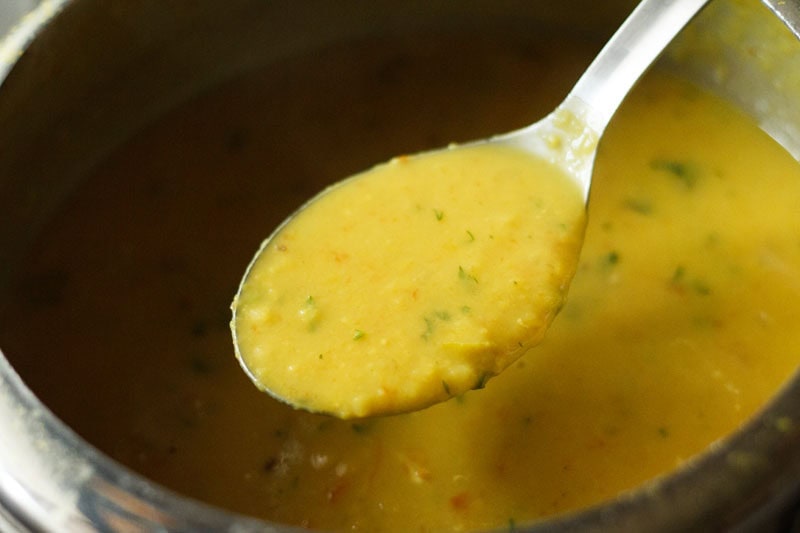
[233,144,586,419]
[1,29,799,532]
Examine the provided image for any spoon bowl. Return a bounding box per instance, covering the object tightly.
[231,0,710,418]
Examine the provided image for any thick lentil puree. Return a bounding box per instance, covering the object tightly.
[233,144,585,418]
[1,31,799,532]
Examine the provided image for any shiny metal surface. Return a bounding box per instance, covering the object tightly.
[0,0,36,37]
[0,1,799,531]
[501,0,709,200]
[764,0,800,35]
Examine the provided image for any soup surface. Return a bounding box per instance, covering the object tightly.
[233,144,585,418]
[2,29,800,532]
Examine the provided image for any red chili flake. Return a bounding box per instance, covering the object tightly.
[327,479,350,504]
[449,491,470,511]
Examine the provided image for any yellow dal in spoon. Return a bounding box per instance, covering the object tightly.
[233,145,585,418]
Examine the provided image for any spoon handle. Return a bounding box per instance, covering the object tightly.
[568,0,710,134]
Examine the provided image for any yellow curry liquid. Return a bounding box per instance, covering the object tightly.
[233,145,586,418]
[1,31,800,532]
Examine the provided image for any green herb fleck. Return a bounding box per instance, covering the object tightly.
[624,197,653,215]
[474,373,490,390]
[658,426,670,438]
[692,280,711,295]
[461,306,472,314]
[466,230,475,242]
[459,266,478,284]
[434,208,444,221]
[422,316,436,341]
[599,251,620,271]
[672,266,686,283]
[351,422,373,434]
[670,265,711,296]
[300,295,320,331]
[442,380,451,395]
[651,158,699,189]
[353,329,366,340]
[422,310,453,340]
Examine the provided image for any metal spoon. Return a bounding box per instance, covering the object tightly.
[494,0,710,202]
[232,0,710,416]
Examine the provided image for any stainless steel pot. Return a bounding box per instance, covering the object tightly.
[0,1,799,531]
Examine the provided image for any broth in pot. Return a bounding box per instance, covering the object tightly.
[1,0,800,531]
